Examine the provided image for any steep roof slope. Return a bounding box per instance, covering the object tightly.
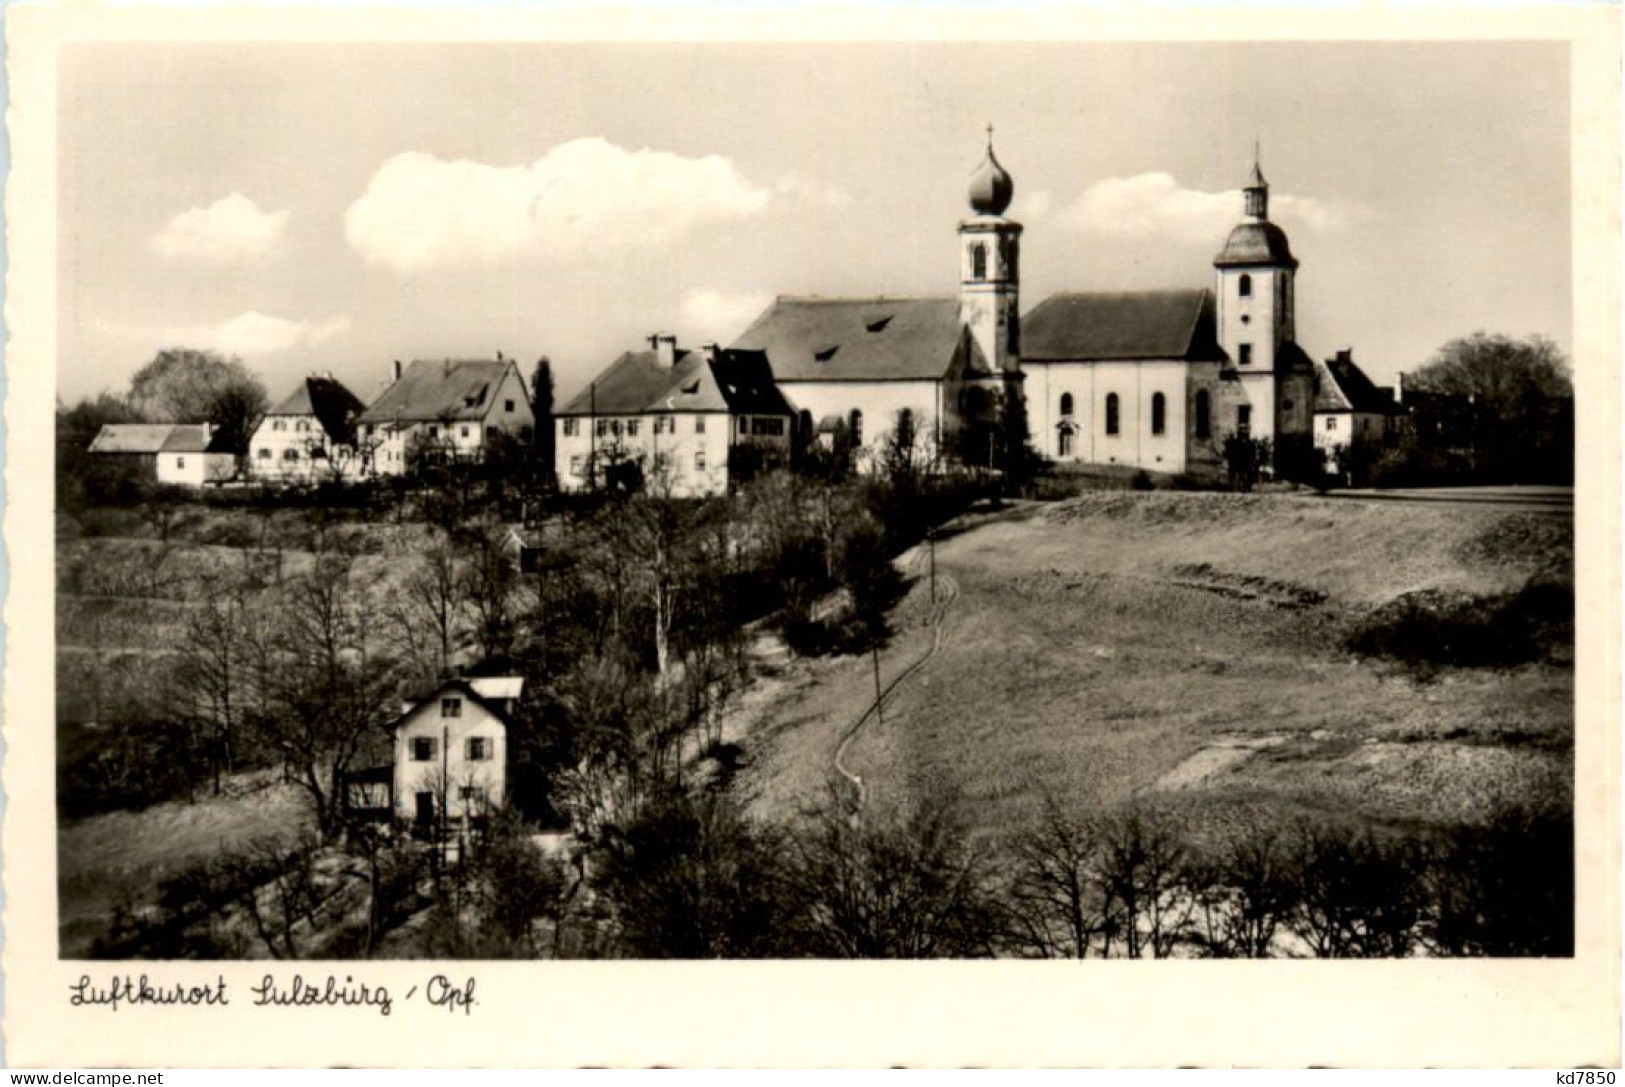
[731,296,962,381]
[1315,354,1397,414]
[557,350,684,416]
[87,423,182,454]
[1022,290,1223,362]
[358,359,519,424]
[267,375,367,442]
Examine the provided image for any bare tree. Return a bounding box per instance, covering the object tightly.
[1001,797,1112,958]
[255,556,404,841]
[170,579,255,794]
[1096,807,1195,958]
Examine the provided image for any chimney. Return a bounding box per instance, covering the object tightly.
[1336,348,1353,366]
[650,332,678,368]
[700,342,720,364]
[392,359,404,382]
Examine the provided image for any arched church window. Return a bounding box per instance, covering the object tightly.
[1058,427,1074,458]
[1151,392,1167,436]
[1195,390,1211,439]
[971,243,987,281]
[1059,392,1074,417]
[1105,393,1120,436]
[849,409,864,446]
[1239,273,1252,299]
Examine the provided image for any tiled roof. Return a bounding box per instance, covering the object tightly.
[1315,354,1397,414]
[731,296,963,382]
[357,359,519,424]
[1022,290,1223,362]
[561,347,794,418]
[558,350,685,416]
[157,424,219,454]
[89,423,218,455]
[268,375,367,443]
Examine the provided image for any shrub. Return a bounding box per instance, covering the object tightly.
[1425,805,1573,957]
[1345,578,1573,675]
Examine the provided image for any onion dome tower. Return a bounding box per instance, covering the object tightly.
[1214,145,1298,375]
[959,126,1023,374]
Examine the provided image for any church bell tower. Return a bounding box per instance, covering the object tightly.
[959,127,1023,374]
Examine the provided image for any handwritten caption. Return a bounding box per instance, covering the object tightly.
[70,973,477,1017]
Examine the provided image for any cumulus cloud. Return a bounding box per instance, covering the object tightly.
[774,172,851,209]
[681,289,775,340]
[102,311,350,357]
[151,193,290,261]
[344,138,774,273]
[1054,172,1354,243]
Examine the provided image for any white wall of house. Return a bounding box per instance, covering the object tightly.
[393,691,506,823]
[1314,410,1389,471]
[1026,360,1190,473]
[776,380,944,468]
[556,411,790,496]
[156,451,235,486]
[249,415,361,484]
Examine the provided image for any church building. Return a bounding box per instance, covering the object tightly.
[556,134,1324,491]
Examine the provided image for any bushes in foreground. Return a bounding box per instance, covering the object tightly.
[1345,577,1573,675]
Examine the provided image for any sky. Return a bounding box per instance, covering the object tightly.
[56,40,1571,408]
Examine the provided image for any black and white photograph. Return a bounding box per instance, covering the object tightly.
[7,5,1619,1068]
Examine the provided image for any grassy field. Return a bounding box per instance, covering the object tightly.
[730,491,1573,845]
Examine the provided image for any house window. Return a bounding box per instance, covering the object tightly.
[1105,394,1120,436]
[610,420,623,437]
[752,417,785,436]
[296,420,310,432]
[427,425,439,438]
[849,409,863,445]
[1151,393,1167,436]
[460,426,470,439]
[458,785,488,805]
[570,455,583,475]
[695,450,707,472]
[411,737,436,762]
[505,399,515,413]
[283,448,300,461]
[1239,273,1252,299]
[176,456,186,469]
[466,736,490,761]
[258,448,272,460]
[971,243,987,281]
[695,416,706,434]
[1238,404,1253,436]
[1239,344,1253,366]
[1327,417,1338,432]
[1059,392,1074,417]
[655,416,673,435]
[441,697,461,718]
[738,417,748,436]
[1362,417,1371,432]
[272,420,286,432]
[627,419,641,437]
[1195,390,1212,439]
[596,419,609,437]
[1058,427,1074,458]
[563,418,579,437]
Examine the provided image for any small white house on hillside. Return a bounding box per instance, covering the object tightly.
[391,676,522,828]
[357,357,535,476]
[249,373,368,484]
[88,423,235,486]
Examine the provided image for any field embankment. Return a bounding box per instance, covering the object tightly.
[732,491,1573,843]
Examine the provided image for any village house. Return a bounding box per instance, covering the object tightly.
[389,676,522,830]
[357,357,535,476]
[248,372,368,484]
[554,337,794,496]
[1312,348,1401,474]
[87,422,236,487]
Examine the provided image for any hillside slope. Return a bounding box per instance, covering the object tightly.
[732,492,1573,842]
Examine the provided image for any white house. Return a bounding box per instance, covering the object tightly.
[556,337,794,496]
[1312,348,1399,473]
[248,373,368,484]
[88,422,235,486]
[357,357,535,476]
[391,676,522,828]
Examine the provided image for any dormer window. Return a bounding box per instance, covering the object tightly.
[682,379,701,394]
[865,316,893,333]
[814,346,839,363]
